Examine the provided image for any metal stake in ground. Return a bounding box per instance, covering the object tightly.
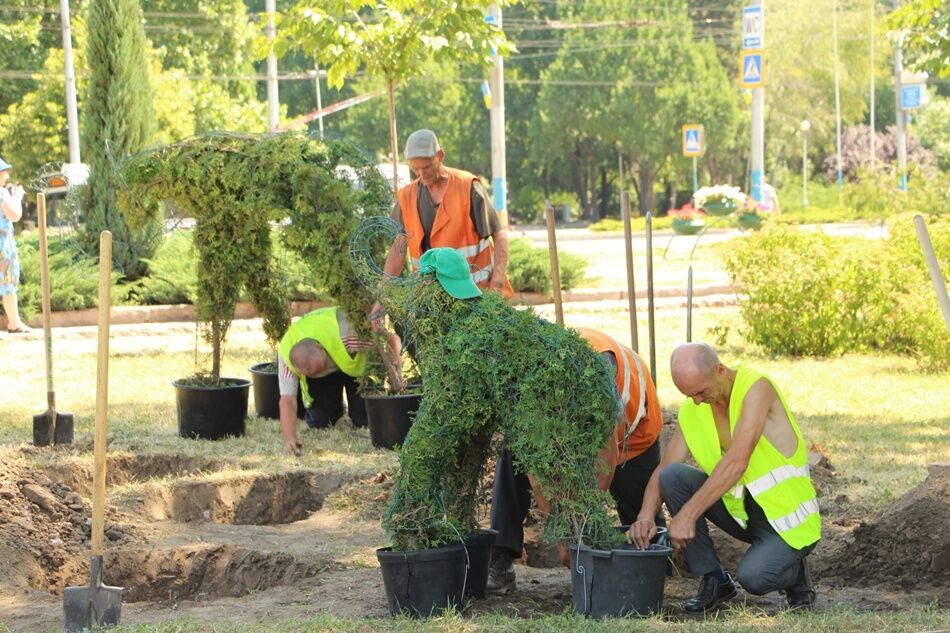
[687,265,693,342]
[545,202,564,326]
[64,231,122,631]
[645,212,656,382]
[621,192,639,352]
[32,192,73,446]
[914,214,950,334]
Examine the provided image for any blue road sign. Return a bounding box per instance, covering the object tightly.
[901,84,924,110]
[740,50,764,88]
[743,6,763,49]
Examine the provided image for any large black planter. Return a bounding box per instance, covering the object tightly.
[463,528,498,599]
[377,543,467,617]
[173,378,251,440]
[364,392,422,450]
[568,540,672,618]
[248,362,304,420]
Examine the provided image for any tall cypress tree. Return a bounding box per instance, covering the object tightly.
[82,0,160,278]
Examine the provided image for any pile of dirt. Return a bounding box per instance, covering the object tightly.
[0,450,142,593]
[822,463,949,589]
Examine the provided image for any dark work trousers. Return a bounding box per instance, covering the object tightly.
[659,462,816,595]
[490,439,664,559]
[303,370,367,429]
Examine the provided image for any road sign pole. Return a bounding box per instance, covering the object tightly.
[743,1,765,204]
[692,157,698,193]
[833,0,844,189]
[893,0,907,192]
[488,4,509,227]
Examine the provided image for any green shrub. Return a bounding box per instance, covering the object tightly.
[509,188,545,224]
[723,219,950,369]
[846,167,950,219]
[16,234,101,319]
[119,230,197,305]
[588,218,624,232]
[506,238,588,294]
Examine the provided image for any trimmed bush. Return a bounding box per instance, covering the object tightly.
[506,238,588,295]
[723,219,949,369]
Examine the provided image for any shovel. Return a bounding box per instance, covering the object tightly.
[64,231,122,632]
[32,192,74,446]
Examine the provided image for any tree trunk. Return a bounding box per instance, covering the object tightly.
[211,321,222,381]
[387,79,399,193]
[598,165,609,219]
[637,167,654,216]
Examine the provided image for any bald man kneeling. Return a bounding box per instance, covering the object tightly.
[627,343,820,613]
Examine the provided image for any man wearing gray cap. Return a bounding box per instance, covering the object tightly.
[375,129,511,323]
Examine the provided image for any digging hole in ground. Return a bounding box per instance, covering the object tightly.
[43,453,226,497]
[64,545,323,603]
[134,471,345,525]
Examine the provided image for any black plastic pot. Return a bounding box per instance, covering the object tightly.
[248,362,304,420]
[364,392,422,450]
[463,528,498,599]
[569,540,672,618]
[173,377,251,440]
[377,543,467,617]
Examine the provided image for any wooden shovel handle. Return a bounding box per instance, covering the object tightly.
[92,231,112,555]
[37,193,55,407]
[545,202,564,326]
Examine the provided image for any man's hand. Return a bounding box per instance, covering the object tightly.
[369,301,387,333]
[667,512,696,551]
[627,517,657,550]
[488,268,506,293]
[283,436,302,456]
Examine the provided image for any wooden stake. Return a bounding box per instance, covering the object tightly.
[621,192,639,352]
[92,231,112,556]
[545,203,564,325]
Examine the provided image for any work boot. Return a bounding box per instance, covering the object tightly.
[683,570,738,614]
[486,550,517,596]
[784,558,817,609]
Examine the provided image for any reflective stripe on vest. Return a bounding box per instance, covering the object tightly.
[397,168,512,297]
[276,307,367,408]
[678,366,821,550]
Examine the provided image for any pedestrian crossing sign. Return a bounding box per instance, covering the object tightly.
[739,50,765,88]
[682,124,703,157]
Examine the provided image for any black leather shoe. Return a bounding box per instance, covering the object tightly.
[784,558,816,609]
[684,571,738,614]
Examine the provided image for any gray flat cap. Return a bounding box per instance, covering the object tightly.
[404,129,441,159]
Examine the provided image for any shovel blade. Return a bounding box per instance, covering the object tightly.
[54,412,74,445]
[63,584,123,632]
[31,411,74,446]
[32,412,54,447]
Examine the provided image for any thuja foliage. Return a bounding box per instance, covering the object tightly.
[355,222,623,551]
[117,132,391,380]
[82,0,160,280]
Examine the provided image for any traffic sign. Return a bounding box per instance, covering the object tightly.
[900,84,925,110]
[743,5,763,49]
[739,50,765,88]
[682,124,704,157]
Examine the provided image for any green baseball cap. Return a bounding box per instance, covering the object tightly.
[418,248,482,299]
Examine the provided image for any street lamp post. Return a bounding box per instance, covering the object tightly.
[800,120,811,208]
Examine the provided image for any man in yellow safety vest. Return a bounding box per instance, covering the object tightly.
[628,343,820,613]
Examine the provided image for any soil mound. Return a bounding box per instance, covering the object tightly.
[824,463,949,589]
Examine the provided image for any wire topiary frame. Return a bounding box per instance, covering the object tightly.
[351,218,627,552]
[116,131,392,381]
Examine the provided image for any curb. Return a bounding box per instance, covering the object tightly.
[3,286,737,330]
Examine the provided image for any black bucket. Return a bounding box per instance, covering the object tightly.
[173,378,251,440]
[248,362,304,420]
[569,540,673,618]
[463,528,498,599]
[377,542,468,617]
[364,393,422,450]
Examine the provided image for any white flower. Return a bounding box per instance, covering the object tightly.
[693,185,746,208]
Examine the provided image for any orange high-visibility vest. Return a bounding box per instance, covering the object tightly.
[579,328,662,465]
[397,167,512,296]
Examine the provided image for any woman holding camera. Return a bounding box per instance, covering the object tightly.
[0,157,30,333]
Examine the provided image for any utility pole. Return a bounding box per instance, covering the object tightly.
[266,0,279,132]
[870,0,876,167]
[833,0,843,189]
[314,63,324,139]
[60,0,80,165]
[749,0,765,204]
[488,4,508,226]
[893,0,907,191]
